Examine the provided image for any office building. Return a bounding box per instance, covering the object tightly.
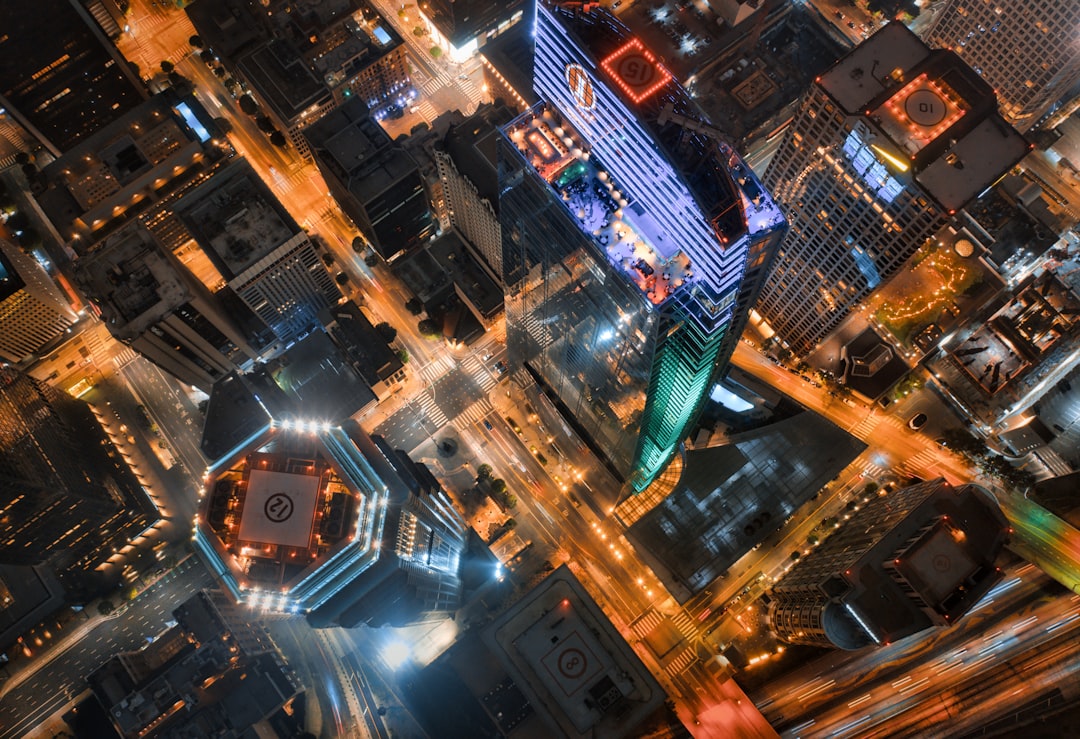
[408,565,670,738]
[188,0,410,155]
[436,102,517,281]
[0,0,146,155]
[195,417,467,626]
[89,590,299,738]
[499,2,785,492]
[768,478,1009,650]
[305,97,435,262]
[757,23,1028,356]
[74,226,262,392]
[419,0,527,63]
[34,92,233,258]
[176,159,342,345]
[0,238,77,363]
[0,368,157,593]
[922,0,1080,132]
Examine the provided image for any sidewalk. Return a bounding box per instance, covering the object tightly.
[0,609,113,700]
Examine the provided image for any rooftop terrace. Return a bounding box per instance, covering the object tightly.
[505,110,691,306]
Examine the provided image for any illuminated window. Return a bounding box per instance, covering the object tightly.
[600,39,672,104]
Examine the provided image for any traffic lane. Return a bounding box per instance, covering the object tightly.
[119,358,206,474]
[0,562,211,739]
[759,564,1070,725]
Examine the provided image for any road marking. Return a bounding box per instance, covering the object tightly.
[796,678,835,702]
[846,693,872,708]
[897,676,929,695]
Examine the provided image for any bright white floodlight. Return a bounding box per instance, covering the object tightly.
[382,639,411,669]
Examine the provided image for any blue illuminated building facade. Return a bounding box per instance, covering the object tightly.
[194,418,467,626]
[499,2,785,492]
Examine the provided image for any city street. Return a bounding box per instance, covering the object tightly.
[0,557,210,739]
[754,561,1080,737]
[24,3,1074,738]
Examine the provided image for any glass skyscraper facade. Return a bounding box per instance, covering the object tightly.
[499,2,785,492]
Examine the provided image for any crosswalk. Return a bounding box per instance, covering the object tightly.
[113,347,139,370]
[849,413,879,440]
[414,390,448,427]
[630,609,664,639]
[461,355,497,393]
[898,448,944,478]
[417,354,454,385]
[414,71,486,109]
[670,610,699,642]
[455,398,494,428]
[665,646,697,676]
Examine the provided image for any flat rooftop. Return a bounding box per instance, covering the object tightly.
[486,566,665,738]
[74,227,188,331]
[238,39,330,123]
[820,22,1029,212]
[626,411,866,600]
[177,160,299,280]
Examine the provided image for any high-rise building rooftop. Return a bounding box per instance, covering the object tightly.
[500,2,785,491]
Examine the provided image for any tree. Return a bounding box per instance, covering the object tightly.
[405,297,423,315]
[375,322,397,343]
[364,254,379,267]
[321,252,335,267]
[97,599,115,616]
[160,60,175,74]
[199,49,215,64]
[413,26,426,37]
[417,318,439,337]
[476,463,493,481]
[351,236,366,253]
[238,94,258,116]
[213,116,233,134]
[256,115,275,133]
[429,46,442,58]
[189,35,204,48]
[335,272,350,286]
[396,348,410,365]
[269,130,288,148]
[490,478,508,496]
[863,481,879,496]
[213,66,226,78]
[807,534,819,546]
[790,550,801,561]
[504,494,518,509]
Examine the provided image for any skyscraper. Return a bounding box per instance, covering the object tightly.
[757,23,1028,356]
[499,2,785,492]
[194,413,468,626]
[0,368,157,592]
[436,102,517,282]
[74,226,263,392]
[768,478,1008,650]
[922,0,1080,132]
[0,238,78,363]
[0,0,146,155]
[175,159,342,346]
[419,0,527,62]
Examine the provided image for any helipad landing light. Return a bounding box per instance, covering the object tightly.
[600,39,672,105]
